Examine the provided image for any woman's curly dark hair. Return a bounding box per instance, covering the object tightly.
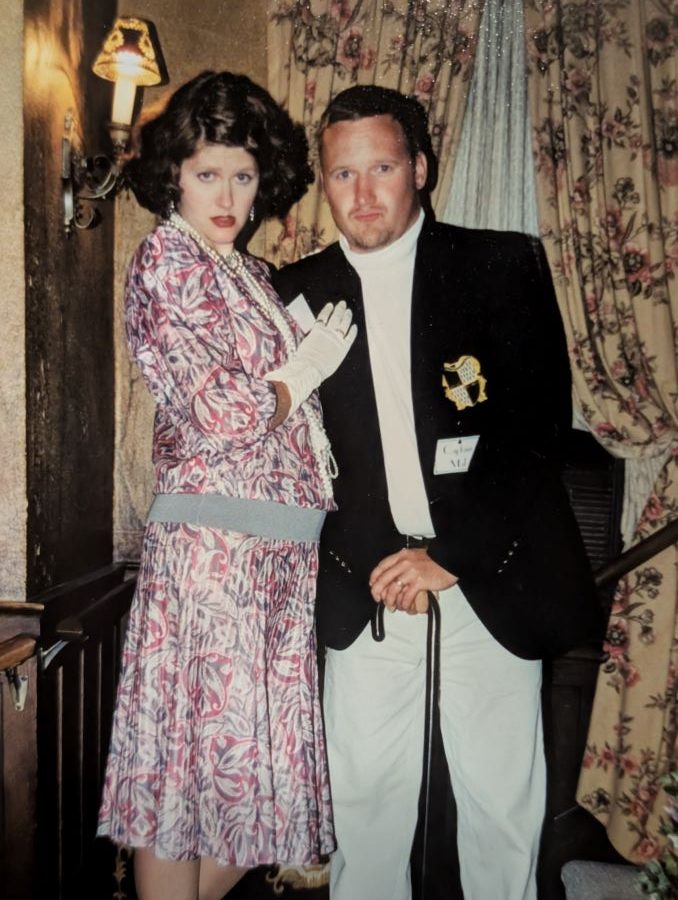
[124,71,314,221]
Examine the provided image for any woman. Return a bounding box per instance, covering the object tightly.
[97,71,356,900]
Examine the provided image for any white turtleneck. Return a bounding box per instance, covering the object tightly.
[340,209,435,538]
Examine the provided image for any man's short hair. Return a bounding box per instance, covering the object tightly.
[318,85,438,195]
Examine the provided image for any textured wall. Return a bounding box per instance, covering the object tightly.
[24,0,117,593]
[113,0,268,559]
[0,1,26,599]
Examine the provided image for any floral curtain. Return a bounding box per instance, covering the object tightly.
[524,0,678,864]
[265,0,485,266]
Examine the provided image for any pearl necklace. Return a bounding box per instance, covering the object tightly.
[167,212,337,499]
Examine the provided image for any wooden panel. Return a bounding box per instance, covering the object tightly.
[61,643,86,898]
[30,569,137,897]
[0,634,37,669]
[24,0,117,596]
[536,433,626,900]
[561,430,624,605]
[38,653,64,895]
[38,564,127,641]
[0,654,39,900]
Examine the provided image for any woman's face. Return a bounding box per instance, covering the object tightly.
[177,142,259,254]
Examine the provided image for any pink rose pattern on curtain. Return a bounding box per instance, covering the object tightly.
[266,0,484,266]
[524,0,677,864]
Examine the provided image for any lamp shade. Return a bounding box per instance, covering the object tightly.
[92,17,162,87]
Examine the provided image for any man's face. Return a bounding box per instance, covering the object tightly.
[320,114,427,253]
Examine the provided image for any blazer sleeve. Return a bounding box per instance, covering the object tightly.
[125,234,278,453]
[479,235,572,462]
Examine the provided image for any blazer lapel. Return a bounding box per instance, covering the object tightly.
[410,221,461,479]
[317,247,391,521]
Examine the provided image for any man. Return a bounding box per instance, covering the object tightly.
[273,86,602,900]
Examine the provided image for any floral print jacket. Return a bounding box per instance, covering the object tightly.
[125,223,334,512]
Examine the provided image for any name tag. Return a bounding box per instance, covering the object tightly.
[433,436,479,475]
[287,293,316,334]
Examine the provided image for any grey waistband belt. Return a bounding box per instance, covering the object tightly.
[147,494,326,543]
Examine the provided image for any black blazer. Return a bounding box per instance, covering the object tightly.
[273,218,603,659]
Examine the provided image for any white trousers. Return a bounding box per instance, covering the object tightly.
[324,585,545,900]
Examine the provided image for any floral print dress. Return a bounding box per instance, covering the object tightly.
[97,223,335,867]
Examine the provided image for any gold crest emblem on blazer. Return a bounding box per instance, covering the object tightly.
[442,355,488,411]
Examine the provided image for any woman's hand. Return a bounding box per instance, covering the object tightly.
[267,381,292,431]
[263,301,357,415]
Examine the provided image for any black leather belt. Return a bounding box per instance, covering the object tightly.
[404,535,430,550]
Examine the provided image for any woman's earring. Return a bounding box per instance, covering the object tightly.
[249,206,255,223]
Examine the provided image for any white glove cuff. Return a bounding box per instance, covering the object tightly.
[264,361,322,416]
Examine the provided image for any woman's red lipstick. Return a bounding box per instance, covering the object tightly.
[211,216,236,228]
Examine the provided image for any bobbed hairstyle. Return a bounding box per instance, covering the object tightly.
[318,85,439,196]
[124,70,314,220]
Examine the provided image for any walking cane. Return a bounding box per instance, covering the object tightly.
[370,592,442,900]
[419,591,441,900]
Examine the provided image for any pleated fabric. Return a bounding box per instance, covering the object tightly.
[98,520,334,866]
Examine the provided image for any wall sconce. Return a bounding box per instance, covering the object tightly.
[62,17,166,233]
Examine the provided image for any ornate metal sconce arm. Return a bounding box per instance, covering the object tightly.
[61,110,124,234]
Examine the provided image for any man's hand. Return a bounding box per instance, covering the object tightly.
[369,548,457,614]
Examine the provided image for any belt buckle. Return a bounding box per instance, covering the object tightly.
[404,535,428,550]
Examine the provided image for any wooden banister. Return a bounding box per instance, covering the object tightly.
[0,633,37,670]
[52,578,136,644]
[594,517,678,590]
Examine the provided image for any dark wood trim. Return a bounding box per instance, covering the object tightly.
[594,517,678,589]
[0,602,45,614]
[0,634,37,670]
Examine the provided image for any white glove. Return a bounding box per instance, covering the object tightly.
[264,301,357,415]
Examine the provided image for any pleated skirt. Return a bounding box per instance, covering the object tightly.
[97,520,334,866]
